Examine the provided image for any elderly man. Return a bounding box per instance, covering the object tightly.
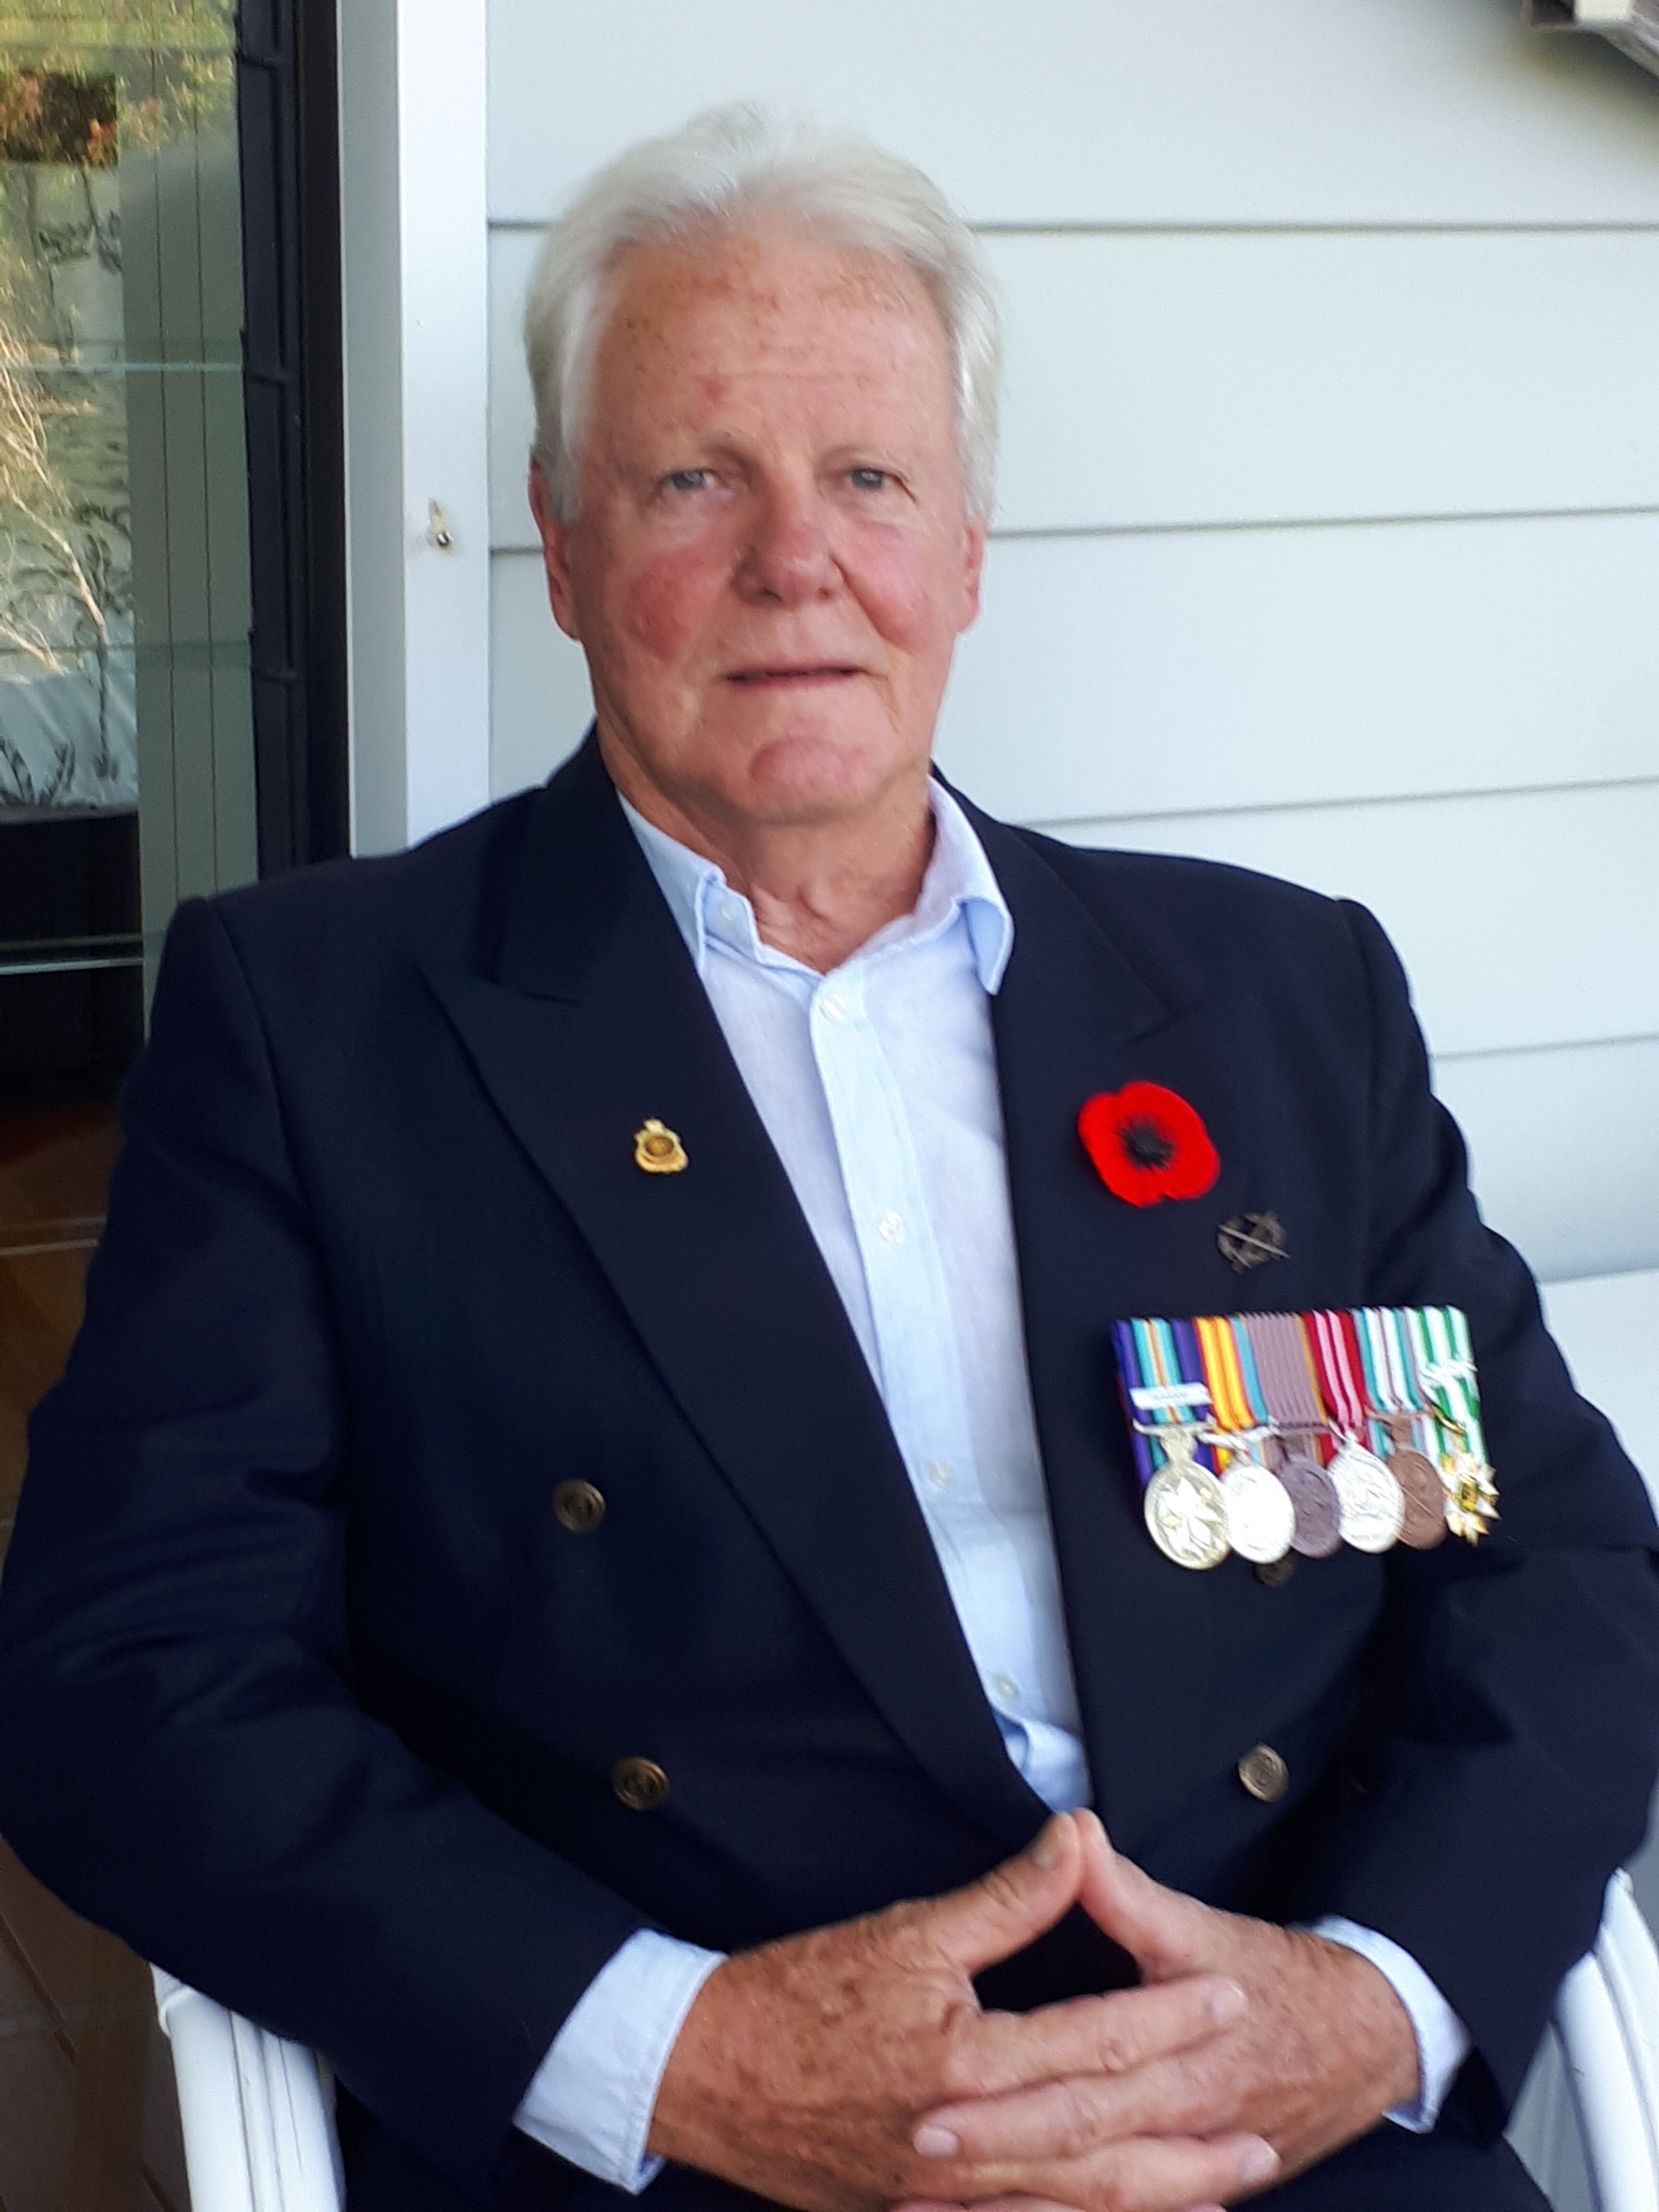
[0,105,1655,2212]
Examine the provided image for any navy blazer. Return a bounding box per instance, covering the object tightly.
[0,738,1655,2211]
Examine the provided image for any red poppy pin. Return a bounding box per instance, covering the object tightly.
[1078,1082,1220,1208]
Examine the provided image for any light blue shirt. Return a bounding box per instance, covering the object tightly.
[514,785,1467,2186]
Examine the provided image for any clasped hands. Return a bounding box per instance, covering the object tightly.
[649,1810,1420,2212]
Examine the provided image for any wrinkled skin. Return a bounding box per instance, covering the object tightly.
[649,1815,1286,2212]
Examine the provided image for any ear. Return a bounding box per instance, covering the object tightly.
[958,517,987,634]
[529,458,583,642]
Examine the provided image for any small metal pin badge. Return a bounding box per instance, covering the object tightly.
[634,1118,687,1175]
[1217,1211,1288,1273]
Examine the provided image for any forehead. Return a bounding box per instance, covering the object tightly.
[588,222,956,445]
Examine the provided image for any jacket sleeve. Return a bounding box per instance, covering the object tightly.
[1288,898,1659,2132]
[0,899,648,2195]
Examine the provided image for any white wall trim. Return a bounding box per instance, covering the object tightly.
[340,0,492,855]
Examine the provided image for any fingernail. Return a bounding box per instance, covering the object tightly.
[1210,1978,1247,2025]
[1242,2140,1280,2184]
[1031,1814,1066,1868]
[914,2125,960,2159]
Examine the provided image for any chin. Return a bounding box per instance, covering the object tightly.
[732,723,918,824]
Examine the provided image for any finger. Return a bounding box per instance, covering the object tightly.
[921,1814,1086,1977]
[901,2130,1279,2212]
[1074,1811,1216,1983]
[919,2032,1261,2168]
[930,1973,1245,2104]
[916,2053,1213,2164]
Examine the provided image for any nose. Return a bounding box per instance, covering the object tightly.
[737,478,838,605]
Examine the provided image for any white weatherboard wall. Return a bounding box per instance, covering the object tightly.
[482,0,1659,1290]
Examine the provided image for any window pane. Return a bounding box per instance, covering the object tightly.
[0,11,252,2206]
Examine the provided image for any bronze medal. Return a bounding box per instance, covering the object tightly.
[1279,1450,1343,1559]
[1379,1418,1445,1549]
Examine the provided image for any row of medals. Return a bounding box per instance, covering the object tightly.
[1143,1419,1499,1573]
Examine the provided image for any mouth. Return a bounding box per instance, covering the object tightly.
[724,665,864,687]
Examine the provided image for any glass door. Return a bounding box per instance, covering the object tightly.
[1,5,256,2201]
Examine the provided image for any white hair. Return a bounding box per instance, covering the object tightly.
[522,102,1001,522]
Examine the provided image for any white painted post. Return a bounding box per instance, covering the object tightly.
[340,0,492,855]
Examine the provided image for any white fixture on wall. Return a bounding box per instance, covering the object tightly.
[1526,0,1659,75]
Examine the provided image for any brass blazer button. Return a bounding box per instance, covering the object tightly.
[612,1757,669,1812]
[1237,1744,1289,1803]
[552,1480,605,1533]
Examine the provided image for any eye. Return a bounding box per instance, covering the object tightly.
[662,468,714,494]
[847,466,891,493]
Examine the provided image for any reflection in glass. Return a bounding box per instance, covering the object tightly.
[0,19,250,2199]
[0,70,133,810]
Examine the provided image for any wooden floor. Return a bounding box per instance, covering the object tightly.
[0,1106,190,2211]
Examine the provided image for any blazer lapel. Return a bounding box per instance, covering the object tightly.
[425,745,1043,1851]
[971,812,1272,1856]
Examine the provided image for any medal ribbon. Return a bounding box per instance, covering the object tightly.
[1167,1319,1219,1471]
[1356,1309,1396,1423]
[1112,1321,1154,1488]
[1402,1306,1462,1459]
[1242,1311,1326,1449]
[1115,1318,1214,1484]
[1307,1309,1366,1442]
[1337,1309,1384,1451]
[1228,1315,1274,1431]
[1378,1307,1427,1426]
[1193,1315,1256,1467]
[1421,1306,1489,1467]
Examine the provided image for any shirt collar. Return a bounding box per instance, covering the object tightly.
[619,780,1014,993]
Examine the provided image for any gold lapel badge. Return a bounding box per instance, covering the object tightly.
[634,1118,688,1175]
[1217,1211,1288,1274]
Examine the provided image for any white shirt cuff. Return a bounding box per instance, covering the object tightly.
[513,1929,726,2191]
[1309,1915,1471,2131]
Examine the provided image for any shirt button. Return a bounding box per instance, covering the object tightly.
[926,1459,955,1492]
[719,899,744,930]
[820,994,847,1022]
[992,1674,1020,1707]
[878,1212,905,1244]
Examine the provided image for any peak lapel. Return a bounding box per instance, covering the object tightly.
[972,815,1270,1855]
[425,747,1041,1850]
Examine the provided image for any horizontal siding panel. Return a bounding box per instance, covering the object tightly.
[488,0,1659,228]
[1445,1042,1659,1285]
[491,552,593,798]
[1043,783,1659,1061]
[492,545,1659,1060]
[1540,1265,1659,1470]
[488,229,1659,547]
[988,229,1659,536]
[934,515,1659,823]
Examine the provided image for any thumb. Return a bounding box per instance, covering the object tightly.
[1075,1810,1212,1982]
[920,1812,1085,1977]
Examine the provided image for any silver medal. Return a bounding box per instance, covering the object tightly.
[1219,1461,1296,1563]
[1328,1441,1405,1553]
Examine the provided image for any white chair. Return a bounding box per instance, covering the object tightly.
[153,1874,1659,2212]
[152,1968,344,2212]
[1551,1872,1659,2212]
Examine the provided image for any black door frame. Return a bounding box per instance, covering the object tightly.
[237,0,350,875]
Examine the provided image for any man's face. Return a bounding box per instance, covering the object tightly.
[531,222,986,838]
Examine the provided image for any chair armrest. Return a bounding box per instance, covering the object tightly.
[152,1968,344,2212]
[1551,1872,1659,2212]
